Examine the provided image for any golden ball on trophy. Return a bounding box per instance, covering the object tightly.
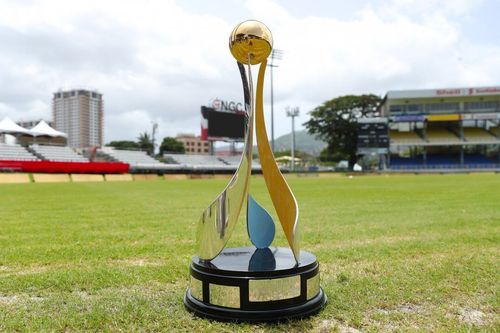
[229,20,273,65]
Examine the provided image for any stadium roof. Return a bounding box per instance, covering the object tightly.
[30,120,67,138]
[386,86,500,99]
[0,117,32,135]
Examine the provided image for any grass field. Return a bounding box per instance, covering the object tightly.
[0,174,499,332]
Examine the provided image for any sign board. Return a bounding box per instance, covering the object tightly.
[426,114,460,122]
[387,86,500,99]
[201,104,245,142]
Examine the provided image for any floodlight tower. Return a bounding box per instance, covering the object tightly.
[151,122,158,157]
[268,49,283,153]
[286,106,300,172]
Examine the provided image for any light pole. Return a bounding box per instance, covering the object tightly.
[268,49,283,153]
[151,122,158,157]
[286,106,299,172]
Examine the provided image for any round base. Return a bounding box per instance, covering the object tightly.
[183,246,326,322]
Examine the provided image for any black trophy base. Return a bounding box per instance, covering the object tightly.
[184,246,326,322]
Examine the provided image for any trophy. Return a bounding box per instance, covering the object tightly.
[183,20,326,322]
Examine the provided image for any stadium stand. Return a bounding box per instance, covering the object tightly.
[30,144,88,162]
[99,148,180,172]
[390,153,498,170]
[389,130,425,145]
[0,143,38,161]
[463,128,498,142]
[425,128,461,143]
[463,153,497,168]
[217,155,241,165]
[164,154,234,171]
[426,154,460,168]
[389,156,423,169]
[217,155,262,170]
[374,86,500,171]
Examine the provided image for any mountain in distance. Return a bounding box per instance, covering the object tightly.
[215,130,326,156]
[271,130,326,156]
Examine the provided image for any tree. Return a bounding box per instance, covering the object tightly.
[304,94,381,167]
[137,132,154,156]
[159,137,185,155]
[106,140,140,150]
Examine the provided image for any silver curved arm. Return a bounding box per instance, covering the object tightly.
[196,62,254,260]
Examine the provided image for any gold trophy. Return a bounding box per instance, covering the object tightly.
[184,20,326,322]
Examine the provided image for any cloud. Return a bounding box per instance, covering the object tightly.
[0,0,498,143]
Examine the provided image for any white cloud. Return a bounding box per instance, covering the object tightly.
[0,0,498,142]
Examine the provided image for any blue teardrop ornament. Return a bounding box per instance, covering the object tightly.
[247,195,275,248]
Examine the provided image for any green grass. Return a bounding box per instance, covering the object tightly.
[0,174,499,332]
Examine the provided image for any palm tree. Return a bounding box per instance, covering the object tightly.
[137,131,154,156]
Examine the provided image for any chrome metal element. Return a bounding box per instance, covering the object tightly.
[209,284,240,309]
[249,275,301,302]
[190,276,203,301]
[197,20,300,263]
[307,273,320,300]
[196,62,253,260]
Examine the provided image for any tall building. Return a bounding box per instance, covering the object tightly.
[53,89,103,148]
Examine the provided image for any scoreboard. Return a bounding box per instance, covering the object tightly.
[201,106,245,141]
[357,118,389,154]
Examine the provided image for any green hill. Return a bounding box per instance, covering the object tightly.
[272,130,326,156]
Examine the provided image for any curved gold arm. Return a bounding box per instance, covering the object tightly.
[196,62,254,260]
[255,60,300,262]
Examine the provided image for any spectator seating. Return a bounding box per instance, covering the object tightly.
[389,131,425,145]
[463,128,498,142]
[426,128,461,143]
[99,148,179,171]
[426,154,459,168]
[218,155,262,169]
[31,144,88,162]
[390,153,498,170]
[389,156,423,170]
[164,154,233,171]
[0,143,38,161]
[218,155,241,165]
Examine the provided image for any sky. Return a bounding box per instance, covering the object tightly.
[0,0,499,143]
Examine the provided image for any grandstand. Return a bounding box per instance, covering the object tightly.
[164,154,234,171]
[425,128,461,144]
[217,155,262,170]
[377,86,500,171]
[463,128,498,143]
[99,148,180,172]
[389,130,424,145]
[163,153,263,171]
[0,143,38,161]
[30,145,88,162]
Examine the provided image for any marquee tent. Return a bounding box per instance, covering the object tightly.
[30,120,67,138]
[0,117,32,135]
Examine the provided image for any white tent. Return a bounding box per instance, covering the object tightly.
[0,117,32,135]
[30,120,67,138]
